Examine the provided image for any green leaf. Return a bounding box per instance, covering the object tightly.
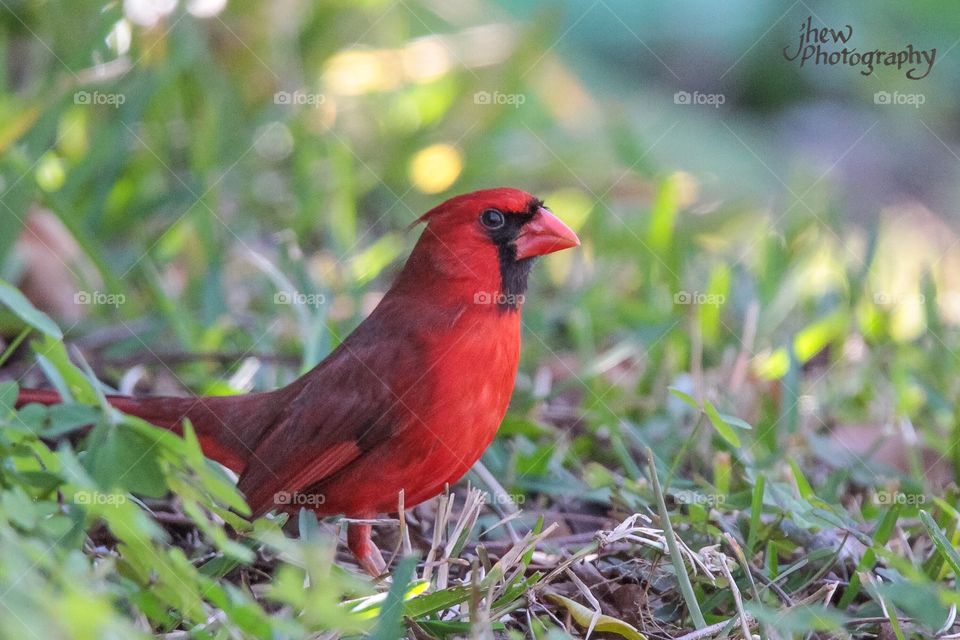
[179,419,251,515]
[878,580,950,630]
[0,278,62,338]
[703,400,741,447]
[415,620,505,636]
[648,173,682,254]
[646,448,706,629]
[793,310,846,363]
[746,474,765,557]
[668,387,700,410]
[522,515,544,567]
[718,413,752,430]
[0,327,29,369]
[840,504,901,608]
[83,423,168,498]
[198,552,245,579]
[746,602,846,632]
[403,586,471,618]
[699,262,730,345]
[32,336,98,404]
[545,593,647,640]
[298,508,322,541]
[0,381,17,416]
[346,580,431,619]
[788,459,814,499]
[497,416,552,438]
[754,347,790,380]
[46,403,100,437]
[370,556,417,640]
[492,571,543,611]
[920,510,960,578]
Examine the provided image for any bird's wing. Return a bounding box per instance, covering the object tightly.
[237,330,431,515]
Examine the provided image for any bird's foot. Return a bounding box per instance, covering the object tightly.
[347,521,386,576]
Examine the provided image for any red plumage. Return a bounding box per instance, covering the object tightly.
[15,187,579,574]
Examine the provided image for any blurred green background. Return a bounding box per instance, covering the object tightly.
[5,0,960,455]
[3,1,960,637]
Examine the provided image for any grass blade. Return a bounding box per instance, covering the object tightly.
[646,447,706,629]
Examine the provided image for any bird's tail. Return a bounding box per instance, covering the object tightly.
[15,388,279,473]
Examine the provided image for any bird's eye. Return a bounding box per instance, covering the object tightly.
[480,209,505,230]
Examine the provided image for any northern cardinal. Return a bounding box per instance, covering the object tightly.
[15,187,580,574]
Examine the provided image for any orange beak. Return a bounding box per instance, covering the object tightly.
[514,207,580,260]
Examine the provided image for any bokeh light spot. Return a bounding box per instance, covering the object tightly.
[408,144,462,194]
[36,153,66,192]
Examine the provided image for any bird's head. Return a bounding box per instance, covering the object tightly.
[406,188,580,311]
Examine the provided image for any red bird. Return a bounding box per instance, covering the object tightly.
[15,187,580,574]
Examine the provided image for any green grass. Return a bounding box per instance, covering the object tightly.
[2,1,960,638]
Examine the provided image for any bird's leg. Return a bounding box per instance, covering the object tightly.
[347,519,386,576]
